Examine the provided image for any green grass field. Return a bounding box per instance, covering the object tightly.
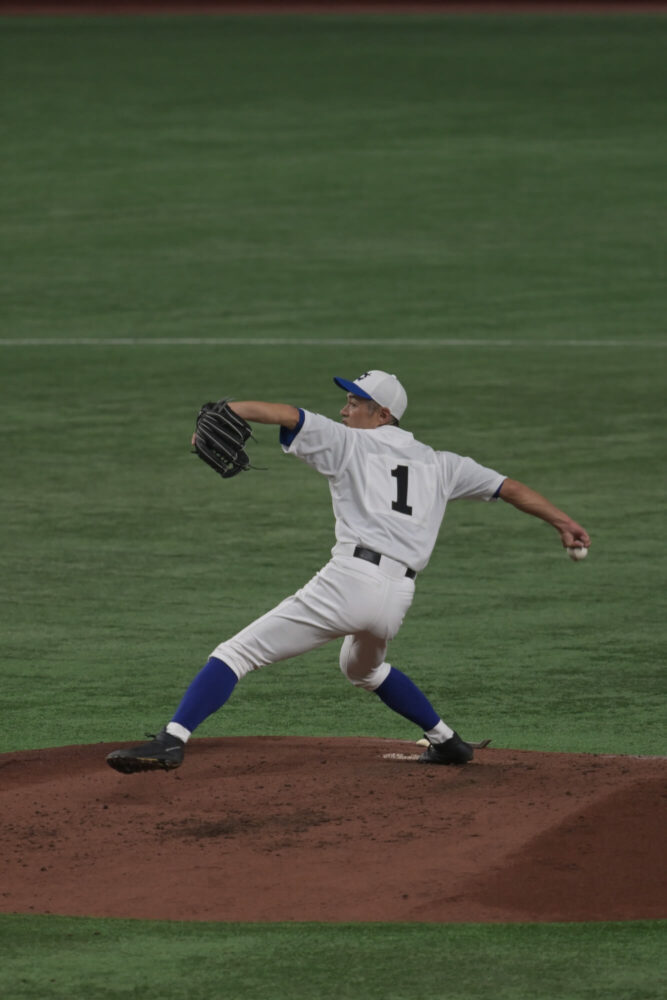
[1,11,666,1000]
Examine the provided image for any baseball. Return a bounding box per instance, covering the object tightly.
[567,546,588,561]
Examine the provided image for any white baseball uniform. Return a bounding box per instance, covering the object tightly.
[211,409,505,689]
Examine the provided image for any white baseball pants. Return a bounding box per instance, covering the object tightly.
[211,550,415,690]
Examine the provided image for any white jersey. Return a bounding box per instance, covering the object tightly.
[281,409,505,573]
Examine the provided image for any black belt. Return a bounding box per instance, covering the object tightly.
[353,545,416,579]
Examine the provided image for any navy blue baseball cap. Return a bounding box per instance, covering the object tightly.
[333,370,408,420]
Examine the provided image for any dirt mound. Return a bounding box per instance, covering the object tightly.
[1,737,664,922]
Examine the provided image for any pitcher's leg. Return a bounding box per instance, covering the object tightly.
[167,593,339,743]
[105,655,239,774]
[339,632,461,746]
[167,656,239,740]
[211,589,340,681]
[339,632,391,690]
[106,587,346,773]
[375,666,444,733]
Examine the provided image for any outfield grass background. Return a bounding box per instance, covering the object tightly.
[1,11,666,1000]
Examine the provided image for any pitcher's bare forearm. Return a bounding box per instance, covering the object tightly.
[227,401,301,429]
[499,478,590,549]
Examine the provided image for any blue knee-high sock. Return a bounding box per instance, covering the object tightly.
[375,666,440,731]
[171,657,238,733]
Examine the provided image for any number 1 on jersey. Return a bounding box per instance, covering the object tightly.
[391,465,413,515]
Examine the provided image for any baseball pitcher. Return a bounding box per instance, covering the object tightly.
[107,370,590,772]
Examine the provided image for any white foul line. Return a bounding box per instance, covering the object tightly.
[0,338,664,348]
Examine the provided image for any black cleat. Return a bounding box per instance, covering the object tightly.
[106,728,185,774]
[417,731,474,765]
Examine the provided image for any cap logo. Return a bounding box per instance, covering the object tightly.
[356,372,372,381]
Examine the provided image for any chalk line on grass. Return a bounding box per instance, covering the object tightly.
[0,338,665,348]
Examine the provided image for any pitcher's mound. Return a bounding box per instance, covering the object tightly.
[1,736,665,923]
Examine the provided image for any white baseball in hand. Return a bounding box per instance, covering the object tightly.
[567,546,588,561]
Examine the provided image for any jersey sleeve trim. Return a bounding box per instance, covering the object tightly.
[493,478,507,499]
[279,408,305,448]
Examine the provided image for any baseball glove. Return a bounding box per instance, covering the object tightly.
[193,399,253,479]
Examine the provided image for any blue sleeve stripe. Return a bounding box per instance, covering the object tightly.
[279,408,305,447]
[493,478,506,499]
